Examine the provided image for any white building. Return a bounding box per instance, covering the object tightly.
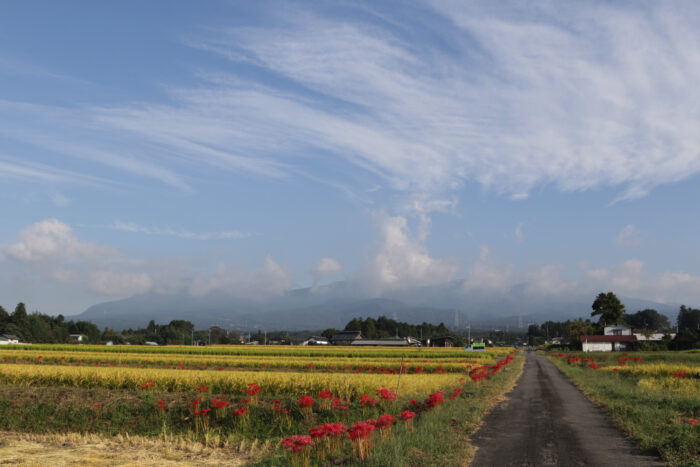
[581,334,636,352]
[604,324,632,336]
[0,334,20,345]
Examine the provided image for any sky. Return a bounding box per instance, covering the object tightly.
[1,0,700,316]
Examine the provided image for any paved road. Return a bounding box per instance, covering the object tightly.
[470,351,662,466]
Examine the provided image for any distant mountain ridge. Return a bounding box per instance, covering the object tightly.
[74,283,681,331]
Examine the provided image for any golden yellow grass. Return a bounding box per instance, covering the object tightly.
[0,431,259,466]
[0,348,492,372]
[0,363,466,398]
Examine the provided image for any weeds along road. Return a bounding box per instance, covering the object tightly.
[470,351,662,466]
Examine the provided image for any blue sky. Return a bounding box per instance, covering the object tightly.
[1,0,700,316]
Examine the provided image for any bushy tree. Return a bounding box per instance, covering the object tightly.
[623,309,671,331]
[591,292,625,326]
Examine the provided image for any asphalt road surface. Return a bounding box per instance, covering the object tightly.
[470,351,662,466]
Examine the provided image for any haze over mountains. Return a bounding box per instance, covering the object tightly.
[76,280,679,331]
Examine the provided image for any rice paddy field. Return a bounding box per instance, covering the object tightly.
[0,344,523,466]
[545,350,700,465]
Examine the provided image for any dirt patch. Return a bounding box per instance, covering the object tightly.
[0,431,254,466]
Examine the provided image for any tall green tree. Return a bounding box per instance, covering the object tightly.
[623,309,670,331]
[591,292,625,326]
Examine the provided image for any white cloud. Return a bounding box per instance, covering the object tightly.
[311,257,342,276]
[4,219,116,262]
[370,214,459,290]
[615,224,640,246]
[5,3,700,203]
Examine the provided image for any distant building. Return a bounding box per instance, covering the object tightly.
[424,336,454,347]
[301,336,329,346]
[68,334,85,344]
[603,324,632,336]
[633,331,675,341]
[330,331,363,345]
[0,334,20,345]
[350,337,421,347]
[581,334,636,352]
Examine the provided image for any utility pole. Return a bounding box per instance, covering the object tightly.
[264,329,267,345]
[208,328,211,346]
[466,322,471,346]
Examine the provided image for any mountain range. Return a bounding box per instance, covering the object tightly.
[73,281,681,332]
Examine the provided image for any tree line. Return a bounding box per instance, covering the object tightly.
[527,292,700,349]
[322,316,454,341]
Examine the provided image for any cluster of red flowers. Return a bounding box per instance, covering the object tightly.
[375,413,396,429]
[423,391,445,409]
[211,397,229,409]
[318,389,332,399]
[308,422,347,440]
[400,410,416,421]
[196,385,208,393]
[138,380,155,390]
[587,363,602,369]
[246,383,260,396]
[155,399,167,411]
[332,397,349,410]
[360,394,378,407]
[348,421,376,441]
[281,434,315,452]
[298,395,314,408]
[449,387,462,400]
[671,371,688,378]
[376,387,398,402]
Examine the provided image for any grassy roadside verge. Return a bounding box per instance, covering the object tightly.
[543,352,699,466]
[254,353,525,466]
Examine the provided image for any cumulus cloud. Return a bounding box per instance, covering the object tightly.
[615,224,641,246]
[4,219,116,262]
[370,214,459,290]
[311,257,342,276]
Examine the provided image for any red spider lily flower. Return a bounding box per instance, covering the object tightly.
[307,363,314,368]
[360,394,378,407]
[212,399,229,409]
[246,383,261,396]
[672,371,687,378]
[424,391,445,409]
[232,406,248,417]
[376,388,398,401]
[298,395,314,408]
[332,397,349,410]
[400,410,416,421]
[588,363,602,369]
[318,389,332,399]
[690,419,698,425]
[449,387,463,400]
[196,385,208,392]
[93,403,102,409]
[376,414,396,429]
[218,367,224,371]
[309,426,326,439]
[281,435,314,452]
[347,422,376,441]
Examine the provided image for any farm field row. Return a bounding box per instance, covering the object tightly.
[9,343,514,358]
[545,350,699,465]
[0,347,498,374]
[0,345,523,466]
